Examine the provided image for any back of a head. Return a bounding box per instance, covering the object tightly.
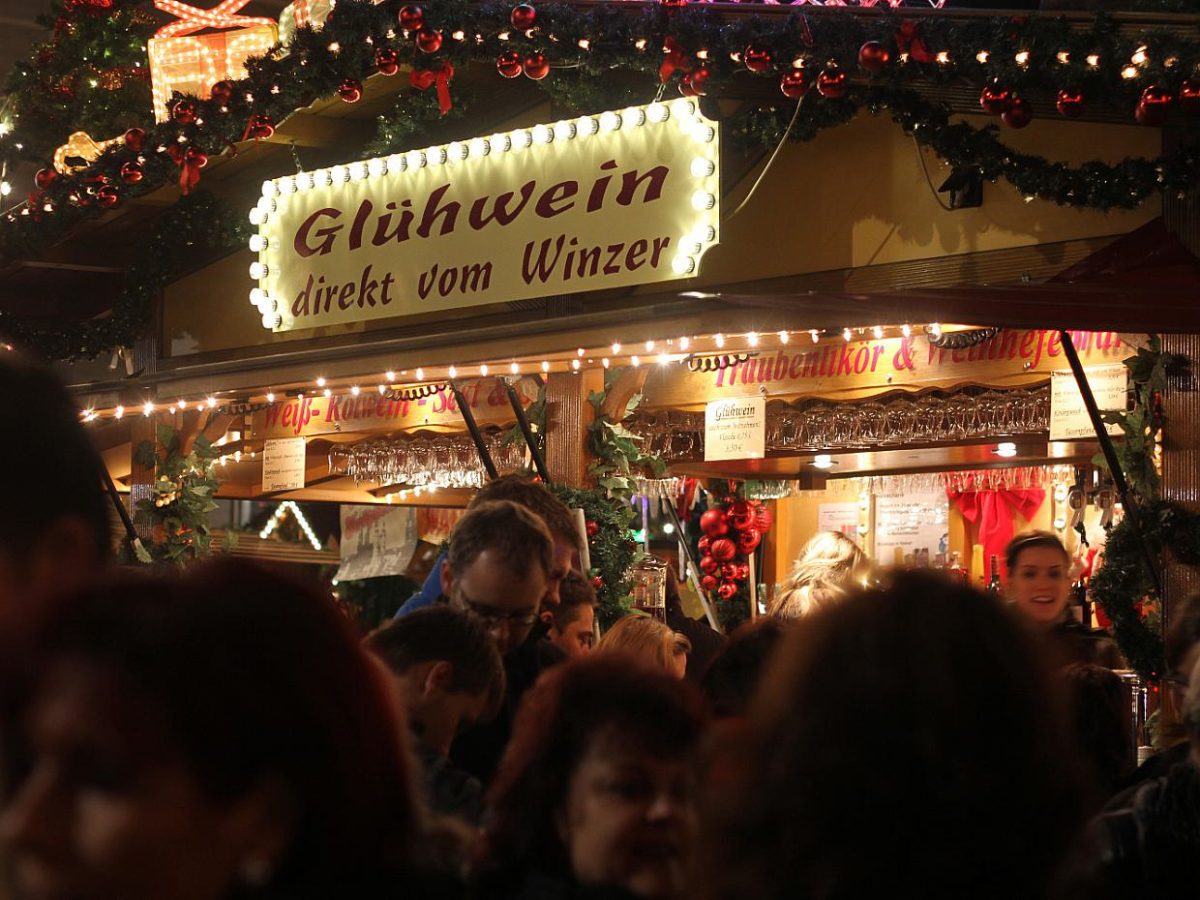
[551,571,596,630]
[1061,663,1132,797]
[448,499,554,579]
[22,559,420,884]
[0,354,111,569]
[1166,591,1200,674]
[698,571,1084,900]
[479,654,706,882]
[701,617,785,719]
[365,605,505,719]
[471,475,581,551]
[1184,654,1200,751]
[770,531,867,620]
[596,614,689,673]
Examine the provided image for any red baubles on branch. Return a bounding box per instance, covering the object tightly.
[1002,96,1033,128]
[709,538,737,562]
[858,41,891,74]
[816,67,848,99]
[210,79,234,105]
[338,78,363,103]
[496,51,523,78]
[375,48,401,76]
[398,4,424,30]
[681,67,709,97]
[510,3,536,30]
[1055,89,1085,118]
[699,508,729,538]
[1179,80,1200,113]
[123,127,146,151]
[743,45,773,74]
[34,169,57,190]
[95,184,119,209]
[780,68,810,99]
[697,494,774,602]
[415,28,443,54]
[979,82,1011,114]
[1136,85,1173,126]
[119,161,144,185]
[523,52,550,80]
[171,99,198,125]
[246,113,275,140]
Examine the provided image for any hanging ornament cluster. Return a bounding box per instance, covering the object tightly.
[696,497,773,601]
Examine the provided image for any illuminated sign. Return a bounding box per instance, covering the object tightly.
[247,99,720,332]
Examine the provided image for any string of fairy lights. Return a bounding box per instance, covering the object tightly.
[76,322,951,423]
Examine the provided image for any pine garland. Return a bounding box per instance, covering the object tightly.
[4,2,1200,358]
[551,483,637,629]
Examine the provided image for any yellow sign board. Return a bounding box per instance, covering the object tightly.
[248,377,536,440]
[249,100,720,332]
[642,329,1126,408]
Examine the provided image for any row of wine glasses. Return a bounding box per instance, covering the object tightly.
[329,430,526,489]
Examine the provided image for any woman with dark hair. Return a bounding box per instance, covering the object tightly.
[473,655,706,900]
[0,559,445,900]
[696,571,1088,900]
[1005,531,1124,669]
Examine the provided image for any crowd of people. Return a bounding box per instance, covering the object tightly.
[0,353,1198,900]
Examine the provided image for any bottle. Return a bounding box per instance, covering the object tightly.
[949,550,967,583]
[986,555,1002,596]
[1072,577,1091,626]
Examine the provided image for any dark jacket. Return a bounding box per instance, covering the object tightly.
[415,736,484,824]
[1087,760,1200,900]
[473,869,639,900]
[451,625,566,786]
[1049,622,1126,670]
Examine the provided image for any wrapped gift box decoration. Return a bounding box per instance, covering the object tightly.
[278,0,336,48]
[148,0,278,123]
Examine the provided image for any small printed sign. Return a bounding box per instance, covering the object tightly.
[1050,365,1127,441]
[704,396,765,462]
[818,501,859,538]
[262,438,307,492]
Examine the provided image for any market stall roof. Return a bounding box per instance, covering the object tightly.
[712,219,1200,334]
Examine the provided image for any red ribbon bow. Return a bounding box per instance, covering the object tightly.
[947,487,1045,582]
[659,36,692,84]
[166,144,204,195]
[410,61,454,115]
[895,21,935,64]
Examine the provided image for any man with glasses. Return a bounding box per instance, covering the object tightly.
[438,500,563,783]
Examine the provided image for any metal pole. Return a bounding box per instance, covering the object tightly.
[1059,331,1162,597]
[100,465,148,559]
[662,501,721,630]
[450,381,498,480]
[505,381,552,485]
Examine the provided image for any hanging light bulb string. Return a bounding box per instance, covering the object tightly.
[726,94,806,222]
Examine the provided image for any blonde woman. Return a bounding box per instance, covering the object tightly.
[597,615,692,679]
[770,531,870,620]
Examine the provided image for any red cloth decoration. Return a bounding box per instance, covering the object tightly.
[659,36,691,83]
[166,144,203,195]
[947,487,1045,581]
[895,22,935,64]
[410,61,454,115]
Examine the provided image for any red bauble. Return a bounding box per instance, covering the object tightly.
[736,528,761,555]
[1055,88,1085,118]
[171,99,198,125]
[661,0,689,6]
[123,127,146,151]
[755,506,773,533]
[95,185,119,208]
[683,66,710,97]
[743,45,773,74]
[736,563,751,581]
[709,537,737,562]
[415,28,443,53]
[210,79,234,104]
[727,500,755,531]
[185,145,208,168]
[398,4,424,29]
[496,51,523,78]
[816,67,848,99]
[375,47,400,76]
[717,581,738,600]
[701,574,718,592]
[590,575,604,590]
[720,562,738,581]
[779,68,810,99]
[1179,79,1200,113]
[34,168,57,190]
[979,82,1011,115]
[338,78,363,103]
[523,52,550,80]
[585,520,599,538]
[510,3,536,29]
[699,555,719,575]
[699,509,729,538]
[247,113,275,140]
[119,161,143,185]
[857,41,891,74]
[697,536,712,554]
[1001,96,1033,128]
[1136,85,1173,126]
